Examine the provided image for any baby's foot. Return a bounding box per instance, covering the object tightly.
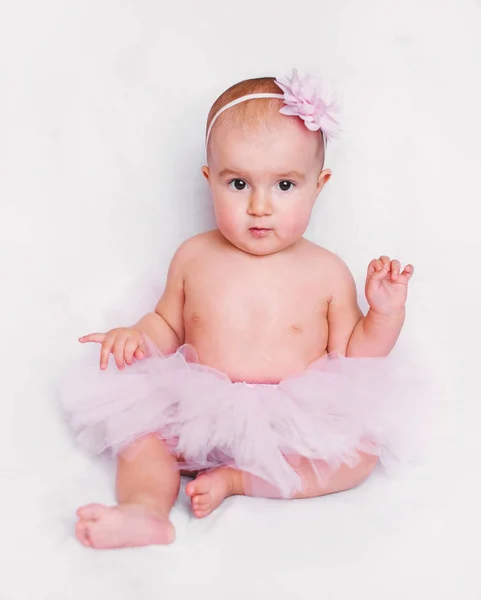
[75,503,175,549]
[186,468,244,518]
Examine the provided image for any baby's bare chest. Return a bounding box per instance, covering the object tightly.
[183,262,329,332]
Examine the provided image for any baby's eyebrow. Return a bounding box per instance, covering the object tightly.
[277,171,306,181]
[218,168,306,181]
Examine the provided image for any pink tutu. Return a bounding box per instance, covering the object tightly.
[60,342,419,498]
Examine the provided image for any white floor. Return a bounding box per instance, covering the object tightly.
[1,1,480,598]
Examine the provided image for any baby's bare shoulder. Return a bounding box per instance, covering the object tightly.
[300,239,353,279]
[172,230,219,265]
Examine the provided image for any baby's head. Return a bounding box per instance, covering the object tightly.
[202,74,333,256]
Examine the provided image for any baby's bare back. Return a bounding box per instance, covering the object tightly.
[177,231,349,383]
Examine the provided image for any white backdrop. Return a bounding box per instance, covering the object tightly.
[1,0,480,598]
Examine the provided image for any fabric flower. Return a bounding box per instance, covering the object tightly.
[274,69,341,142]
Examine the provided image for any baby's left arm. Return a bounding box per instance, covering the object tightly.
[326,257,364,356]
[346,256,414,358]
[327,255,414,358]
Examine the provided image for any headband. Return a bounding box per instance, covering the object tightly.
[205,69,341,149]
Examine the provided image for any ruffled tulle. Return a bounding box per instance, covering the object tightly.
[60,341,421,498]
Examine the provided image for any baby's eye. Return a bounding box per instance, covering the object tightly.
[229,179,248,191]
[277,180,295,192]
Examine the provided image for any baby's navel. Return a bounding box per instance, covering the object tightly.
[290,324,303,334]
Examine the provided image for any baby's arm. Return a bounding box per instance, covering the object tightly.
[327,256,407,358]
[133,245,188,354]
[346,308,404,358]
[347,308,405,357]
[326,258,363,356]
[80,243,191,368]
[348,255,412,357]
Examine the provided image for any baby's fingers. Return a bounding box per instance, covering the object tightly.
[367,258,388,280]
[367,258,383,277]
[134,347,145,361]
[124,338,140,366]
[390,259,401,281]
[399,264,415,283]
[100,335,115,370]
[112,337,128,370]
[79,333,106,344]
[379,255,391,268]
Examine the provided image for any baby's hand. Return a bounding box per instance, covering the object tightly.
[365,255,414,316]
[79,328,146,370]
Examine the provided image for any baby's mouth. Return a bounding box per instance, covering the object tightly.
[249,227,272,238]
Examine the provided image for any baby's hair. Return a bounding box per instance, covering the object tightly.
[206,76,325,168]
[206,77,281,137]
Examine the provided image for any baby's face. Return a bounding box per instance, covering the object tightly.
[203,116,331,256]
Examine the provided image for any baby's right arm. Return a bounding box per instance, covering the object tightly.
[133,244,187,354]
[80,242,190,370]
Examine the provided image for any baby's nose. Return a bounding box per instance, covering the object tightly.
[247,190,273,216]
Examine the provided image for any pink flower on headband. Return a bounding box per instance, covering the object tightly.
[275,69,341,142]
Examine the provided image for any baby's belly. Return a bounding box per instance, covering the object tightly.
[184,323,327,383]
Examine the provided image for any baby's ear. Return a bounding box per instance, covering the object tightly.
[201,166,210,181]
[317,169,331,193]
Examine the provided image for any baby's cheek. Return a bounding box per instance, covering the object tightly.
[213,202,240,236]
[281,207,312,237]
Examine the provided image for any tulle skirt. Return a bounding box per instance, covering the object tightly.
[60,341,421,498]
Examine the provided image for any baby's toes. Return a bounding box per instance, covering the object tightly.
[192,492,210,508]
[192,494,211,517]
[76,503,108,521]
[75,520,92,547]
[186,479,203,498]
[186,472,215,498]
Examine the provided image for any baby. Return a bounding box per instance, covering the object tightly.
[62,69,414,549]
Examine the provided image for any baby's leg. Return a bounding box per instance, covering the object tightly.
[186,451,378,518]
[76,435,180,549]
[287,452,379,499]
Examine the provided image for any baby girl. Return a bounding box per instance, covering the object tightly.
[62,69,414,549]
